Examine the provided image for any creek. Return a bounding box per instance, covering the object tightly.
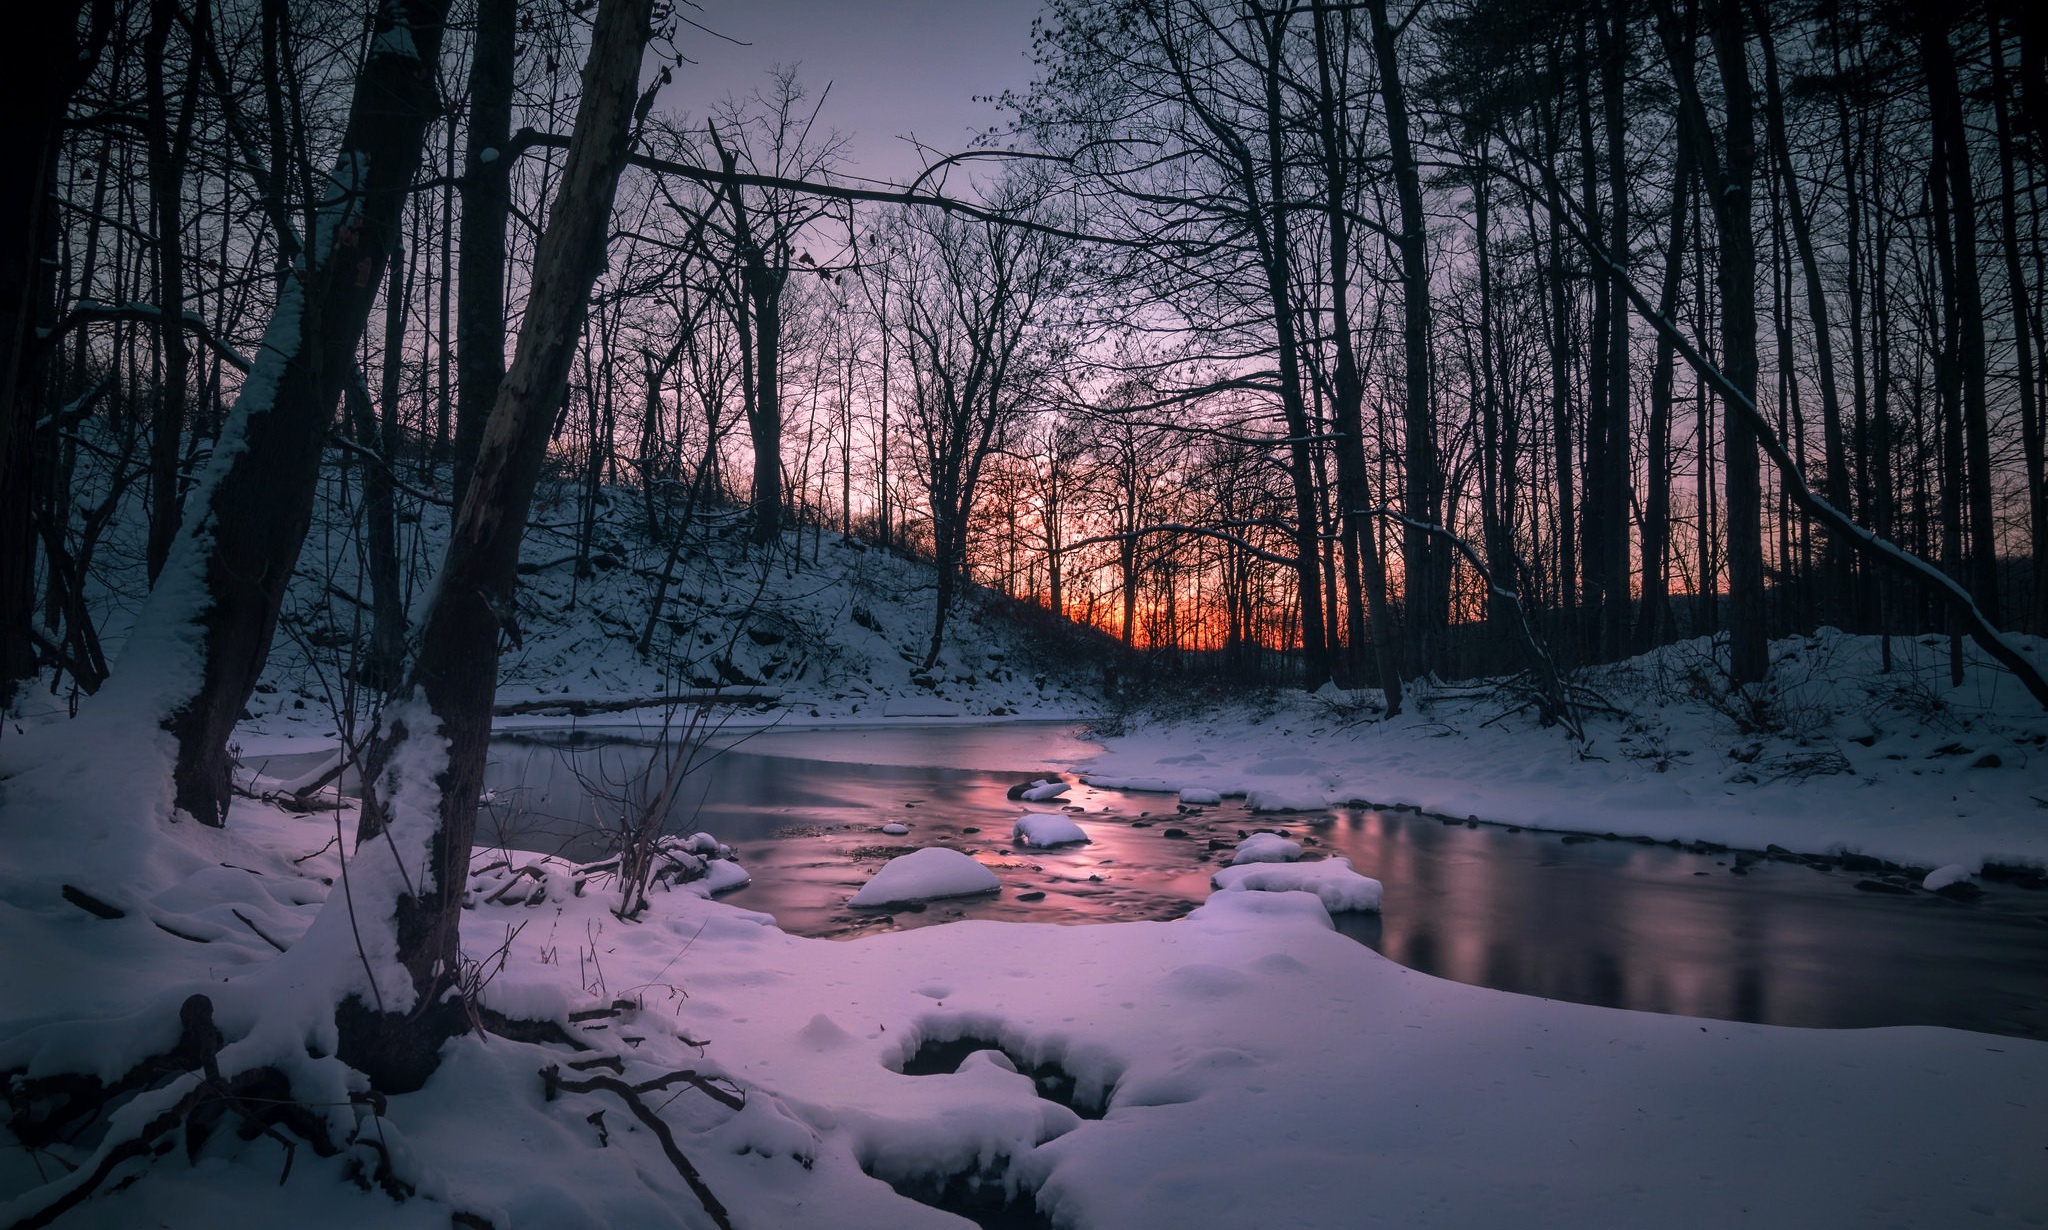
[469,722,2047,1039]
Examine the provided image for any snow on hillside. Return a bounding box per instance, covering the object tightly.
[11,461,1107,746]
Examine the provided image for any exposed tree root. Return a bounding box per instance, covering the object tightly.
[4,997,338,1230]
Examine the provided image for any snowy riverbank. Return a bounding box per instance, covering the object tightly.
[1084,628,2048,874]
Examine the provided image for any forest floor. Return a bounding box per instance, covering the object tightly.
[4,485,2046,1228]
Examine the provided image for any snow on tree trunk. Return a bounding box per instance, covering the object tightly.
[340,0,655,1091]
[114,0,451,827]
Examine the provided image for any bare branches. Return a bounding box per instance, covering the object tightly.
[505,127,1158,251]
[1063,522,1301,569]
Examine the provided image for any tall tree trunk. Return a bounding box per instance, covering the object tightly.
[346,0,653,1091]
[1314,4,1401,711]
[715,139,787,547]
[128,0,453,825]
[144,0,202,584]
[452,0,514,509]
[1922,9,2001,623]
[1988,6,2047,631]
[1598,0,1632,660]
[1710,0,1766,685]
[1658,0,1765,683]
[1639,138,1691,651]
[0,0,109,704]
[359,240,409,689]
[1367,0,1439,680]
[1577,21,1609,659]
[1539,85,1578,637]
[1755,0,1852,623]
[1238,4,1331,684]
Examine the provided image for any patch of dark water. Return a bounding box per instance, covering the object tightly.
[479,731,2048,1040]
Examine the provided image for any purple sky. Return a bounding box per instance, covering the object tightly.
[664,0,1048,186]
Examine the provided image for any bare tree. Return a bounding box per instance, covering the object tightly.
[344,0,656,1090]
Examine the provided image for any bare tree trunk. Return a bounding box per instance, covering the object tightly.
[1989,6,2048,631]
[452,0,514,508]
[346,0,653,1091]
[124,0,451,825]
[1638,138,1691,652]
[715,139,787,546]
[1249,6,1332,684]
[1756,1,1852,623]
[1314,4,1401,711]
[1657,0,1765,683]
[1598,0,1632,660]
[0,0,109,704]
[143,0,202,584]
[1922,9,2000,623]
[1367,0,1440,680]
[359,241,410,688]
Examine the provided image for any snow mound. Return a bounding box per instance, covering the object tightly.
[1231,833,1303,864]
[1211,857,1383,912]
[1922,864,1971,891]
[1020,779,1070,802]
[1178,787,1223,806]
[881,822,910,836]
[849,848,1000,907]
[1013,812,1090,847]
[1244,786,1330,813]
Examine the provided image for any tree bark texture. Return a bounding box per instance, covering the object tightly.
[346,0,653,1091]
[0,0,109,703]
[153,0,451,824]
[452,0,515,509]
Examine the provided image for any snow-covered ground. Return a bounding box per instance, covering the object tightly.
[7,465,2048,1226]
[3,796,2041,1229]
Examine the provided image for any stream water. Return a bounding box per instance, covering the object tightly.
[472,723,2047,1039]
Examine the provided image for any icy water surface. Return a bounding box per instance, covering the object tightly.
[478,724,2048,1040]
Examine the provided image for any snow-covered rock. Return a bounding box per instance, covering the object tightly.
[1013,812,1090,847]
[1179,787,1223,806]
[1231,833,1303,864]
[849,847,1000,907]
[1019,779,1070,802]
[881,822,910,836]
[689,858,753,896]
[1211,856,1383,912]
[1922,864,1972,892]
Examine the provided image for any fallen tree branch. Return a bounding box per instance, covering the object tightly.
[492,690,779,716]
[540,1064,735,1230]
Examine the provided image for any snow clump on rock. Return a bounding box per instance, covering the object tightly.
[1211,857,1383,912]
[1013,812,1090,847]
[849,847,1000,907]
[1231,832,1303,864]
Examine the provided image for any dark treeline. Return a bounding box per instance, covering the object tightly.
[4,0,2046,727]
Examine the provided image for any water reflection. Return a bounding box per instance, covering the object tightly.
[477,732,2048,1040]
